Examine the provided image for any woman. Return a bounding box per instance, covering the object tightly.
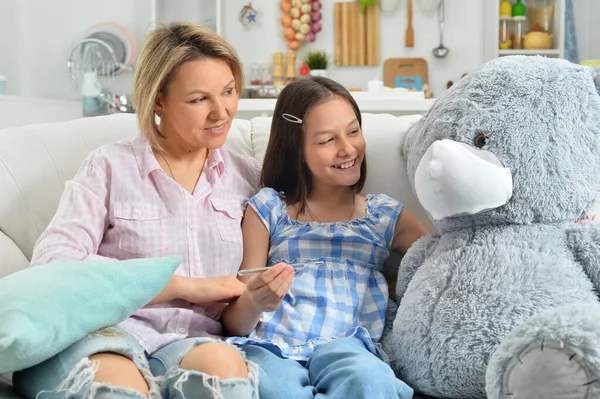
[13,22,260,399]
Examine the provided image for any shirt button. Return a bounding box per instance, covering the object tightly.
[191,270,198,276]
[178,327,186,334]
[187,225,194,231]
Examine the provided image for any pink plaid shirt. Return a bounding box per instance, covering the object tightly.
[30,133,261,353]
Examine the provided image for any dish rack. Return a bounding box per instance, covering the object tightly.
[67,22,137,114]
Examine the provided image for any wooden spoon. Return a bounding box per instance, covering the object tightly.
[405,0,414,47]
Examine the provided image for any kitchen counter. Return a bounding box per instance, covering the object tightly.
[0,94,82,129]
[237,96,434,118]
[0,94,434,130]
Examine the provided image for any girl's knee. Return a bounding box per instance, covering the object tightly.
[90,352,150,397]
[180,342,248,379]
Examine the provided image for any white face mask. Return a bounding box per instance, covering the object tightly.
[414,139,513,220]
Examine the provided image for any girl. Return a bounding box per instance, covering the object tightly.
[222,76,429,399]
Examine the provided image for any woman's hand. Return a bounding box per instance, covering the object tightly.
[181,276,246,305]
[242,263,294,312]
[150,275,246,306]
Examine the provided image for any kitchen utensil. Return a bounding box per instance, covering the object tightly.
[522,31,553,49]
[512,0,526,16]
[368,80,384,93]
[272,52,284,86]
[499,0,512,17]
[383,57,429,89]
[67,23,136,90]
[334,2,380,66]
[237,262,324,276]
[432,0,449,58]
[285,52,297,83]
[405,0,414,47]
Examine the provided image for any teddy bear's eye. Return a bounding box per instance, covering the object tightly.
[474,133,488,149]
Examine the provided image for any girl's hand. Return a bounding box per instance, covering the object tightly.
[242,263,294,312]
[181,276,246,305]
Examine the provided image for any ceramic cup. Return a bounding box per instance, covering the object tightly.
[368,80,384,93]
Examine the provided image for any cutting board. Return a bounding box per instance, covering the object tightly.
[334,2,380,66]
[383,58,428,88]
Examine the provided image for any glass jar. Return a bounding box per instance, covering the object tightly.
[511,16,527,50]
[499,17,512,49]
[250,64,261,86]
[260,64,272,86]
[527,0,554,33]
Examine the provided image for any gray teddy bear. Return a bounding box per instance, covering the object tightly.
[384,56,600,399]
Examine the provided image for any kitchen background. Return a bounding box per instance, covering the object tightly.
[0,0,599,104]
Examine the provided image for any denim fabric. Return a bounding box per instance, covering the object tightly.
[149,337,258,399]
[13,326,258,399]
[242,336,414,399]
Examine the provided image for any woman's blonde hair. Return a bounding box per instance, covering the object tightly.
[132,22,244,151]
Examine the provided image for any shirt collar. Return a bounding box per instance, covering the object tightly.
[132,133,225,180]
[132,134,160,180]
[208,147,225,177]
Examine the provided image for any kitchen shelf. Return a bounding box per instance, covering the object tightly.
[484,0,565,61]
[498,49,562,56]
[237,98,434,116]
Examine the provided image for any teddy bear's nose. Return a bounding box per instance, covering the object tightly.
[414,139,513,220]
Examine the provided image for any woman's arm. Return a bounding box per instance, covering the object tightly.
[148,274,246,305]
[30,160,114,266]
[32,156,246,306]
[222,206,293,336]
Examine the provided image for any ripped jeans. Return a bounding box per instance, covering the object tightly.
[12,326,259,399]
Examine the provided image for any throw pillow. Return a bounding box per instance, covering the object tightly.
[0,256,181,373]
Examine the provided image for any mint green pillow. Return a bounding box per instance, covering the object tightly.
[0,256,181,373]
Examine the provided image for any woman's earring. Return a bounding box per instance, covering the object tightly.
[154,110,162,125]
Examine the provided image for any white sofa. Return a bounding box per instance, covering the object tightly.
[0,112,432,397]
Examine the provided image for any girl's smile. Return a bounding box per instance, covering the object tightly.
[331,158,358,170]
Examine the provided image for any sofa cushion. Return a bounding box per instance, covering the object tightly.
[0,256,181,374]
[0,233,28,279]
[0,114,138,263]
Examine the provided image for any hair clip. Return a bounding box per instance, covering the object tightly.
[282,113,303,124]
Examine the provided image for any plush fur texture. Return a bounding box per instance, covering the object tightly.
[383,56,600,398]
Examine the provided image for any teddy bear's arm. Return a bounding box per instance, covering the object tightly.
[395,233,440,302]
[566,222,600,290]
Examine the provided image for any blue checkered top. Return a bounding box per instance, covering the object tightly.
[228,187,402,361]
